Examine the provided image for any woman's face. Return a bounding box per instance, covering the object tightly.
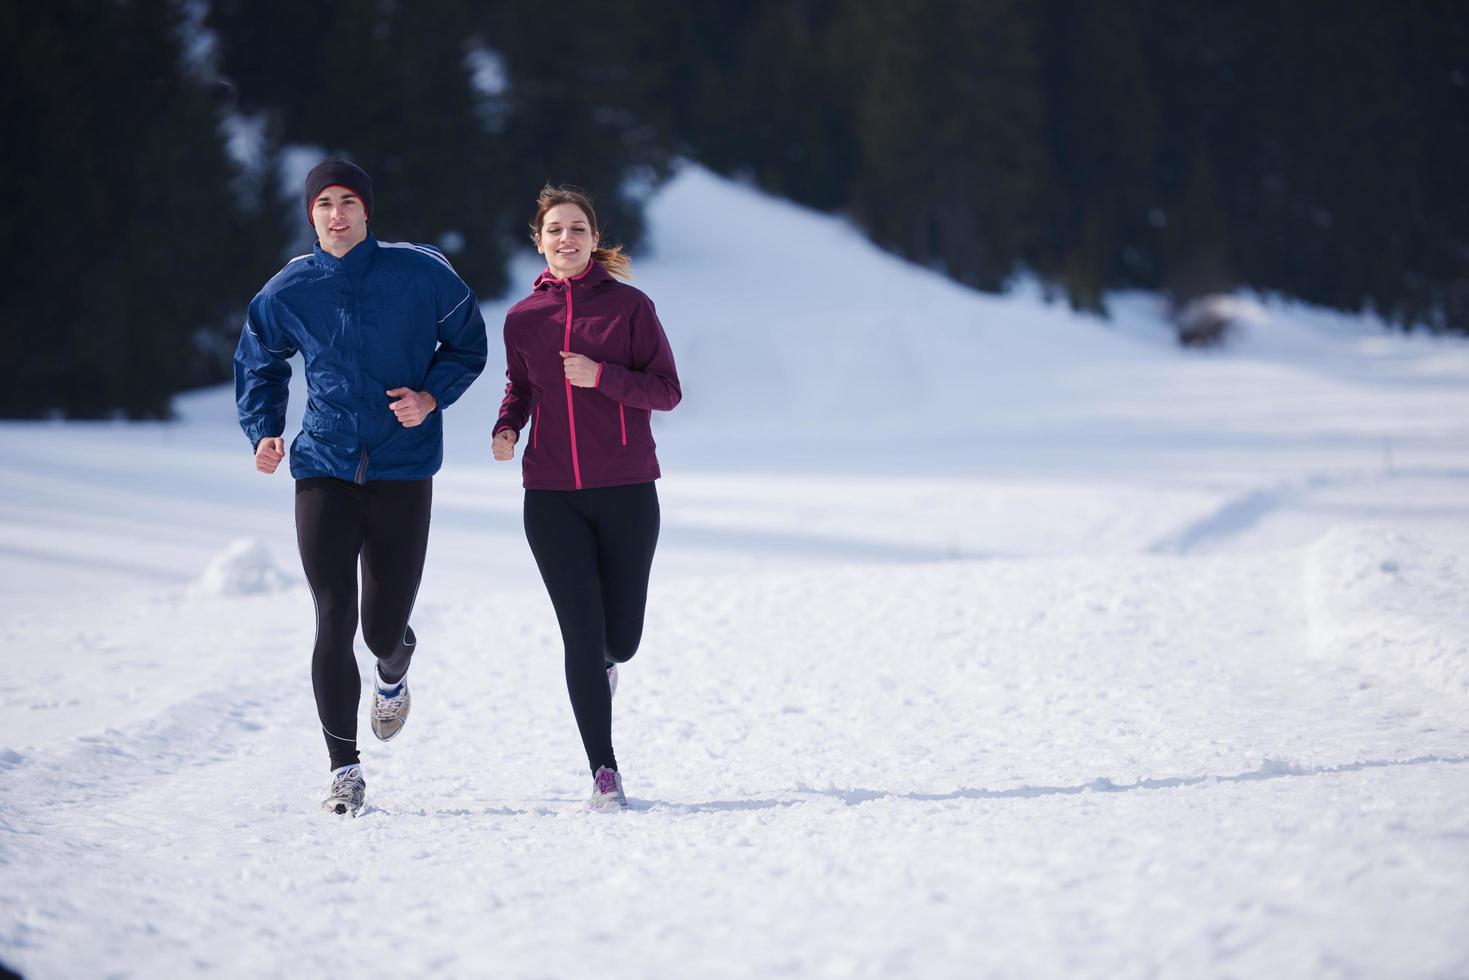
[537,203,598,279]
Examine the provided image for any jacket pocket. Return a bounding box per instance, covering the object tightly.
[625,406,655,450]
[303,411,354,436]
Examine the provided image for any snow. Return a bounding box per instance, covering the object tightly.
[193,538,293,598]
[1304,525,1469,698]
[3,164,1469,978]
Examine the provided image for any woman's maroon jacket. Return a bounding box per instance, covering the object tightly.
[495,260,681,490]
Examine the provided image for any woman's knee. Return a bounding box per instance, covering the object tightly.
[604,619,645,664]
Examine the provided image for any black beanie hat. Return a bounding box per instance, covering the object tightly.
[304,157,373,224]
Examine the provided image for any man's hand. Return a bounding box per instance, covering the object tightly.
[388,388,437,427]
[492,428,518,461]
[560,351,600,388]
[255,436,285,474]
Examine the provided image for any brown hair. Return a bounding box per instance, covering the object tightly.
[530,184,633,281]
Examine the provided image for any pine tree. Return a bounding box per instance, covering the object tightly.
[665,2,859,212]
[474,0,677,256]
[1,0,271,418]
[833,1,1046,291]
[210,0,509,294]
[1034,0,1160,312]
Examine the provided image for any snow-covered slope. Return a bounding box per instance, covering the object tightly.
[2,164,1467,979]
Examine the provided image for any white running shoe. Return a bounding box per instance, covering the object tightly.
[589,766,627,811]
[607,663,619,700]
[321,764,365,816]
[371,669,411,741]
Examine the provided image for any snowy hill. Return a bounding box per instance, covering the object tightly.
[2,164,1467,978]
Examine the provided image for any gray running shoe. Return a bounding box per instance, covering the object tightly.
[589,766,627,811]
[607,663,619,700]
[370,670,411,741]
[321,765,365,816]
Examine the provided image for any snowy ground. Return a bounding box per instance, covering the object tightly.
[2,166,1468,978]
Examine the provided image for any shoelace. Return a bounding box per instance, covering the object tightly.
[328,769,363,800]
[372,686,406,721]
[594,769,619,795]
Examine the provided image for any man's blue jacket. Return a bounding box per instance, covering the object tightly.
[235,233,488,483]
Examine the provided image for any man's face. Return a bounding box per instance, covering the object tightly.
[312,186,368,257]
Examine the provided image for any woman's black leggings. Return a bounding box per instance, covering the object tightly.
[524,481,660,774]
[296,477,432,770]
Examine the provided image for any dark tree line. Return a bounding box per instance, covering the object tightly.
[668,0,1468,328]
[3,0,1466,418]
[1,0,276,418]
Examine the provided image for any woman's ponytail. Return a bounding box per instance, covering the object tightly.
[592,244,633,281]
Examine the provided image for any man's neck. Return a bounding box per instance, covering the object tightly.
[321,233,367,259]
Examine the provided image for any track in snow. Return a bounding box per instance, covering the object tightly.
[3,536,1467,979]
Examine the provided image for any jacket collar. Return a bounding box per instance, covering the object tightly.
[314,230,378,275]
[534,258,611,292]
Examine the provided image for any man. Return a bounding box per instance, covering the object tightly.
[235,157,487,816]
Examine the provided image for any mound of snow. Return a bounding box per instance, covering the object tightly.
[1304,524,1469,698]
[193,538,293,596]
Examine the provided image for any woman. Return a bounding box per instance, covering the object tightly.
[492,185,682,811]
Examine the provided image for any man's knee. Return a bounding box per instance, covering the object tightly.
[312,594,357,632]
[363,620,413,659]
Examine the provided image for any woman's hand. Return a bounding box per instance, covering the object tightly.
[560,351,600,388]
[492,428,518,461]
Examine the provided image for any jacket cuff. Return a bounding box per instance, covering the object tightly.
[247,427,279,451]
[595,362,621,398]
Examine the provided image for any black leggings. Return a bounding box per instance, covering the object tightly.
[296,477,432,770]
[524,481,660,774]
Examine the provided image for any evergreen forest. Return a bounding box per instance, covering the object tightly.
[3,0,1466,417]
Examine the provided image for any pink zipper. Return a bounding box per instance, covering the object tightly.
[619,404,626,446]
[563,286,582,489]
[533,406,539,449]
